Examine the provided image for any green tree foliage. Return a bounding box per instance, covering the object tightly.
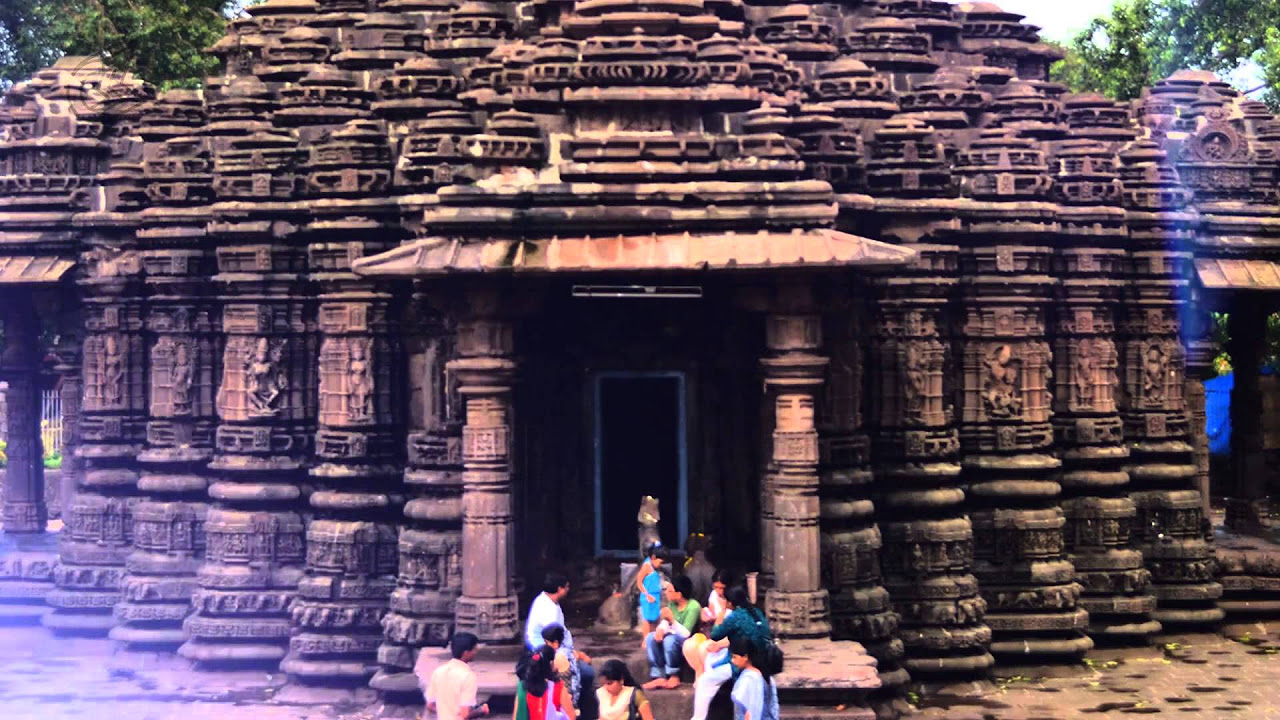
[0,0,233,90]
[1053,0,1280,108]
[1051,0,1182,101]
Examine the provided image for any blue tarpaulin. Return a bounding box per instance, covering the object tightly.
[1205,373,1232,455]
[1204,367,1280,455]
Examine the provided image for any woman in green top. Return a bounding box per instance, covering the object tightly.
[642,575,702,690]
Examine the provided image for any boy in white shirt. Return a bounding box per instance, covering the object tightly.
[420,632,489,720]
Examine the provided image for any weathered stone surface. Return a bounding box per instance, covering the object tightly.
[3,0,1274,713]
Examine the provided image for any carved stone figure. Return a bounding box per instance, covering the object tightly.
[348,339,373,422]
[247,338,287,416]
[904,342,929,420]
[170,341,193,415]
[982,344,1022,418]
[1074,340,1097,409]
[1142,344,1166,404]
[103,335,124,406]
[638,495,660,559]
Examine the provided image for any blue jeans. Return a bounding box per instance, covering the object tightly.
[645,631,685,678]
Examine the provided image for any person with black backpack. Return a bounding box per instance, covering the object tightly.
[689,587,777,720]
[728,636,779,720]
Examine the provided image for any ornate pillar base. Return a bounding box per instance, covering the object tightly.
[0,533,57,623]
[1132,488,1225,628]
[765,589,832,638]
[454,595,520,641]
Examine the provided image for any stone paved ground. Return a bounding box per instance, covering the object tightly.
[5,624,1280,720]
[917,627,1280,720]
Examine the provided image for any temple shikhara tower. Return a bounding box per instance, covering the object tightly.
[5,0,1280,717]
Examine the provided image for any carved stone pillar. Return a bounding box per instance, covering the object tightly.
[50,268,148,634]
[55,316,84,535]
[284,257,401,684]
[449,291,518,642]
[762,291,831,639]
[1224,302,1269,532]
[0,291,57,622]
[1118,140,1223,629]
[179,128,313,666]
[1052,142,1159,644]
[113,89,217,649]
[43,75,150,635]
[959,248,1091,661]
[374,294,463,705]
[1181,297,1215,525]
[2,294,47,534]
[820,294,907,691]
[872,244,992,680]
[953,131,1090,664]
[1053,246,1159,642]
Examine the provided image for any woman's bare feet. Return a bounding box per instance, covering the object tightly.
[662,676,681,690]
[642,678,666,690]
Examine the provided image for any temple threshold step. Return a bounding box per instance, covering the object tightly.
[1217,598,1280,614]
[108,625,187,645]
[41,610,117,634]
[177,641,289,663]
[1087,620,1164,638]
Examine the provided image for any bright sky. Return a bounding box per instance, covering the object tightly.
[993,0,1119,42]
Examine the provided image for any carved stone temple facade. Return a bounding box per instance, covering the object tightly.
[3,0,1280,714]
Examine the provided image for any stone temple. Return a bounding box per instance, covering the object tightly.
[2,0,1280,717]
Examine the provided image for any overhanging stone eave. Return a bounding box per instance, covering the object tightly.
[1194,257,1280,292]
[352,229,917,277]
[0,254,77,285]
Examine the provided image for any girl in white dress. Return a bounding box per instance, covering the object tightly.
[596,659,655,720]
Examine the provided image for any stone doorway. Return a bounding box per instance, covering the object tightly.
[592,371,688,556]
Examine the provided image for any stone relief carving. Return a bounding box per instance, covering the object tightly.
[348,339,373,423]
[247,338,288,416]
[218,337,288,420]
[1142,343,1167,405]
[904,340,933,423]
[982,344,1022,419]
[151,337,194,416]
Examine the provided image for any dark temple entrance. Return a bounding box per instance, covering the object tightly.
[593,372,687,556]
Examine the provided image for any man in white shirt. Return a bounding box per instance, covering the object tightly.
[420,632,489,720]
[525,572,598,720]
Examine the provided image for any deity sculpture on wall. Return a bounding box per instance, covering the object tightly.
[904,343,929,420]
[348,339,374,423]
[103,335,124,406]
[170,341,194,415]
[1142,344,1167,405]
[1075,342,1097,408]
[248,338,287,416]
[982,344,1022,418]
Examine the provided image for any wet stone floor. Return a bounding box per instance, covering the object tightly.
[3,625,1280,719]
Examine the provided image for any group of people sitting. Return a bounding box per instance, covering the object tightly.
[420,561,781,720]
[527,554,782,720]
